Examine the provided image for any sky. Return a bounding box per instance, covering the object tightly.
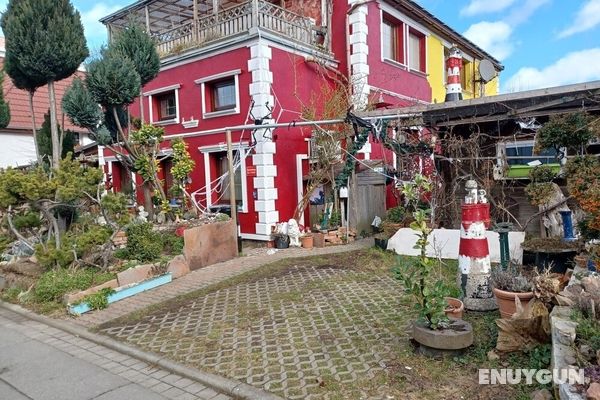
[1,0,599,94]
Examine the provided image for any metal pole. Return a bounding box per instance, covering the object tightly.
[163,113,414,142]
[226,130,237,227]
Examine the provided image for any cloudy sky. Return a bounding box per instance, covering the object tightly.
[1,0,599,94]
[416,0,600,92]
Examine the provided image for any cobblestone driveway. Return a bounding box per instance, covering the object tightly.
[101,253,413,399]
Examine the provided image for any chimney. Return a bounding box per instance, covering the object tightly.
[445,45,463,102]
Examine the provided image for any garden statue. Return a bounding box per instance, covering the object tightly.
[288,219,301,247]
[137,206,149,222]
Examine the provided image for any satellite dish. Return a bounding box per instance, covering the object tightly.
[479,59,496,83]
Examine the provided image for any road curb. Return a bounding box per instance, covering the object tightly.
[0,301,283,400]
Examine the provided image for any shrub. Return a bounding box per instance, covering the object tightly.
[161,232,184,255]
[386,206,406,223]
[80,287,115,310]
[125,222,162,262]
[35,224,112,269]
[34,268,114,303]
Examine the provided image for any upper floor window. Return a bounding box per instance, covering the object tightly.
[382,18,404,64]
[211,79,236,112]
[408,29,425,73]
[157,92,177,121]
[143,84,181,126]
[195,69,241,119]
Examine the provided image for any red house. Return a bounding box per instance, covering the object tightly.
[100,0,501,240]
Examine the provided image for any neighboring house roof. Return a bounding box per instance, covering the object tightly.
[0,37,87,133]
[385,0,504,70]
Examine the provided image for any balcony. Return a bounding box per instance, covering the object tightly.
[101,0,329,59]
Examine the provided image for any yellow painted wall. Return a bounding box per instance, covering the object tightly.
[426,35,500,103]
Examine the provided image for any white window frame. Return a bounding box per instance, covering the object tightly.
[143,84,181,126]
[199,142,249,213]
[379,4,429,74]
[195,69,242,119]
[496,139,565,170]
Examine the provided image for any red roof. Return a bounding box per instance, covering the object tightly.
[0,38,87,133]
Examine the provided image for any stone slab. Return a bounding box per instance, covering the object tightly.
[550,306,585,400]
[117,264,156,286]
[183,220,238,271]
[412,319,473,350]
[63,279,119,305]
[167,255,190,279]
[388,228,526,263]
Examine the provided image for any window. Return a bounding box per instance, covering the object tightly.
[143,84,181,125]
[382,19,403,63]
[211,79,236,112]
[502,141,559,166]
[461,59,472,93]
[195,70,241,118]
[157,92,176,121]
[216,152,242,205]
[496,140,563,179]
[408,29,425,73]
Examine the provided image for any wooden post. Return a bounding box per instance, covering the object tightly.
[212,0,219,15]
[226,130,238,227]
[145,6,151,33]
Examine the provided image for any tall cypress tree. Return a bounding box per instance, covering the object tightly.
[1,0,88,170]
[37,111,75,166]
[111,24,160,123]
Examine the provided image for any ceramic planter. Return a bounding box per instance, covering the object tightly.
[493,288,534,319]
[300,235,314,249]
[444,297,465,319]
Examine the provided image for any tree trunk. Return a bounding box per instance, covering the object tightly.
[48,81,61,169]
[27,91,42,165]
[139,88,145,125]
[142,182,154,220]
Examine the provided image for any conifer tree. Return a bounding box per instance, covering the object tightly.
[1,0,88,169]
[0,69,11,129]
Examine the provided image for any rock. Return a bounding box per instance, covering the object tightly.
[156,211,166,224]
[582,276,600,294]
[63,279,119,305]
[530,388,552,400]
[563,355,577,365]
[588,383,600,400]
[166,255,190,279]
[117,264,155,286]
[580,344,595,361]
[10,240,35,257]
[487,350,500,361]
[183,220,238,271]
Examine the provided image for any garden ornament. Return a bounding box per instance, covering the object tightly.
[137,206,149,222]
[288,219,301,247]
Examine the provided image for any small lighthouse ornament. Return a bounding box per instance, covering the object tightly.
[445,45,463,102]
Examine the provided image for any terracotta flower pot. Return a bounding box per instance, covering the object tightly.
[300,235,314,249]
[493,288,534,319]
[444,297,465,319]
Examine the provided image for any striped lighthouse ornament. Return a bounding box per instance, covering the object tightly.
[445,45,463,102]
[458,180,497,311]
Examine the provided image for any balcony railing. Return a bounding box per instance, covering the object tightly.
[153,0,320,57]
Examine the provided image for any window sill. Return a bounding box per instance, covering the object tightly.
[203,108,239,119]
[153,118,179,126]
[407,68,427,78]
[382,59,407,70]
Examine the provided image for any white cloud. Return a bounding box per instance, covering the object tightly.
[462,0,549,61]
[79,3,123,48]
[460,0,517,17]
[558,0,600,38]
[503,48,600,92]
[463,21,513,61]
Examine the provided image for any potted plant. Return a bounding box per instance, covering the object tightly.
[272,232,289,249]
[394,207,473,355]
[491,265,534,319]
[300,233,314,249]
